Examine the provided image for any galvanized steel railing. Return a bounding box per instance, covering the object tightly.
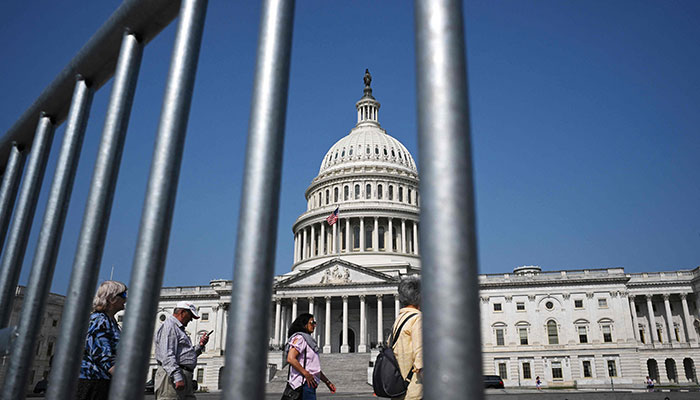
[0,0,481,399]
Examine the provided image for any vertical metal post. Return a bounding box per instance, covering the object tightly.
[3,77,93,400]
[0,144,26,253]
[0,115,56,328]
[47,32,143,400]
[414,0,483,399]
[223,0,295,397]
[109,1,208,398]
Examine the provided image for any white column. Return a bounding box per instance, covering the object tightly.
[215,304,225,350]
[412,221,418,254]
[629,296,640,342]
[387,218,393,252]
[274,299,282,347]
[341,296,349,353]
[221,305,229,351]
[310,224,316,257]
[345,218,351,253]
[395,295,400,319]
[680,294,697,343]
[360,217,365,250]
[401,219,406,253]
[377,295,384,345]
[281,306,289,343]
[359,295,367,352]
[292,298,298,320]
[302,228,308,259]
[320,222,326,255]
[373,217,379,251]
[324,296,332,353]
[646,295,658,343]
[293,234,298,262]
[308,297,315,314]
[663,294,676,343]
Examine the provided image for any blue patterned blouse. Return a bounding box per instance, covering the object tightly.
[79,312,121,380]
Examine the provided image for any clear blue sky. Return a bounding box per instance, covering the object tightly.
[0,1,698,295]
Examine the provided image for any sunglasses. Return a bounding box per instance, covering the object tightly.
[117,291,127,299]
[309,321,317,326]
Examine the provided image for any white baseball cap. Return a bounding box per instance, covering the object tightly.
[175,301,200,319]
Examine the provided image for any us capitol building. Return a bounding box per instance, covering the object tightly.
[138,73,700,390]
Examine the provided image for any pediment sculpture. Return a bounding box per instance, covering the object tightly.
[319,266,352,284]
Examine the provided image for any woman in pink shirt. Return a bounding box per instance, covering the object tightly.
[283,313,336,400]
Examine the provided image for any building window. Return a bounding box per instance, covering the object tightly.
[498,362,508,380]
[46,341,54,357]
[407,189,412,204]
[547,320,559,345]
[353,226,360,250]
[657,326,663,343]
[516,302,525,311]
[398,187,403,202]
[607,360,617,377]
[52,319,58,327]
[160,314,167,322]
[366,184,372,199]
[522,362,532,379]
[493,303,502,312]
[378,227,385,250]
[365,226,372,250]
[635,303,641,313]
[578,326,588,343]
[388,186,393,200]
[377,185,383,199]
[545,301,554,310]
[602,325,613,343]
[325,189,329,205]
[639,328,645,344]
[582,361,592,378]
[674,324,680,342]
[344,186,349,201]
[355,184,360,200]
[519,328,528,345]
[574,299,584,309]
[496,329,505,346]
[598,298,608,308]
[197,368,204,383]
[201,313,209,321]
[334,187,339,202]
[551,361,563,380]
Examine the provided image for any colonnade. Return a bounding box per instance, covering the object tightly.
[293,217,418,262]
[272,293,401,353]
[629,293,698,345]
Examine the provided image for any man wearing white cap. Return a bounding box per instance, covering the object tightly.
[154,301,210,399]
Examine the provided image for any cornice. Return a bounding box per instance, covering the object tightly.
[293,205,419,230]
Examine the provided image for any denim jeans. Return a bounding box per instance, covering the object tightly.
[301,382,317,400]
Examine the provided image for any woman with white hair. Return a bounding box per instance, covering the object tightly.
[76,280,127,400]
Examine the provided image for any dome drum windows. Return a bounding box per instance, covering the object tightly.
[354,184,360,200]
[377,184,383,199]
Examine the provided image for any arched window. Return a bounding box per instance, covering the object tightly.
[334,187,338,203]
[378,184,383,199]
[325,189,329,205]
[365,225,372,250]
[388,185,394,200]
[375,146,379,155]
[378,227,385,250]
[547,320,559,344]
[344,186,349,201]
[353,226,360,250]
[341,148,345,157]
[398,187,404,202]
[366,184,371,199]
[349,147,353,156]
[407,189,412,204]
[354,184,360,200]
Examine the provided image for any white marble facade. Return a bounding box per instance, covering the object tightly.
[142,75,700,390]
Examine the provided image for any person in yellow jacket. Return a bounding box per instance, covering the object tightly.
[391,276,423,400]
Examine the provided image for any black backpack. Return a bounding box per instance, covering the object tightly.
[372,313,418,397]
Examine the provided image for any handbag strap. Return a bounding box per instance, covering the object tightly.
[388,312,418,383]
[286,337,308,385]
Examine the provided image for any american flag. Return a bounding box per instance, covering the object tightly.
[326,207,339,225]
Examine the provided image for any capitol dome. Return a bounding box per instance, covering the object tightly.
[290,70,421,274]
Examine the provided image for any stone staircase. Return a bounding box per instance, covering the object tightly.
[266,353,374,394]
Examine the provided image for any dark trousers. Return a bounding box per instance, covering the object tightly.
[76,379,111,400]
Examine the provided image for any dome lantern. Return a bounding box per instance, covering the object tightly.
[355,69,381,127]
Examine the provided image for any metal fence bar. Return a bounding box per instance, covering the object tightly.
[0,144,26,252]
[0,0,180,169]
[414,1,483,399]
[223,0,296,397]
[0,115,56,328]
[47,32,143,400]
[2,76,94,400]
[109,0,208,398]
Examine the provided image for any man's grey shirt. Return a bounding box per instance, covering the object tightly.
[154,315,203,383]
